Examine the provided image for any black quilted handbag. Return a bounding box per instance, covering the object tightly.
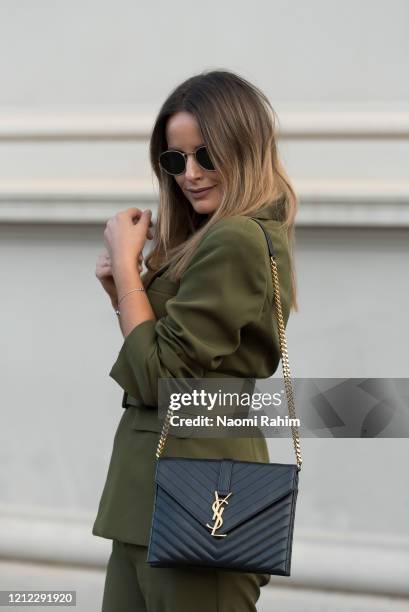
[147,218,302,576]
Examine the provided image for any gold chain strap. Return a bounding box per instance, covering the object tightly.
[156,253,303,471]
[269,255,302,471]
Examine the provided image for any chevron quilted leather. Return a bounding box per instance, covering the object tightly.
[147,457,299,576]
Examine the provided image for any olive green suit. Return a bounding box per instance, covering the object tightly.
[92,200,292,611]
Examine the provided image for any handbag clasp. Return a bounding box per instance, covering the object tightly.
[205,490,232,537]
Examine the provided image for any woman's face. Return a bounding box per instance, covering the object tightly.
[165,111,223,216]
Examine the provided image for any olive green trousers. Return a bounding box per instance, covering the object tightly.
[101,540,270,612]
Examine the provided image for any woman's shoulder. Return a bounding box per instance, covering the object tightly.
[175,215,269,299]
[203,213,259,236]
[198,215,266,254]
[197,214,287,264]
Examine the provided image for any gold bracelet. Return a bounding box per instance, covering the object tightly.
[118,287,145,306]
[115,287,145,316]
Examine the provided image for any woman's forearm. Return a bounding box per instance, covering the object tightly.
[113,259,156,338]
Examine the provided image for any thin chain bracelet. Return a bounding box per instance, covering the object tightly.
[115,287,145,316]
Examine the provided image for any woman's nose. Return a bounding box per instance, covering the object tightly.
[185,154,203,180]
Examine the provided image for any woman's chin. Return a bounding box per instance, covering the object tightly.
[190,199,219,216]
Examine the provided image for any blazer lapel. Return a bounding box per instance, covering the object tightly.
[143,260,173,291]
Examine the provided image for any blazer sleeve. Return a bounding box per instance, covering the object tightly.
[108,216,268,406]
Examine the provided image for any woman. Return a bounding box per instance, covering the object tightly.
[93,69,299,612]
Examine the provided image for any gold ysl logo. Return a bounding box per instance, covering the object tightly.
[206,490,232,537]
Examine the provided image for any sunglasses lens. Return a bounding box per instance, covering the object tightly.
[196,146,215,171]
[159,151,185,175]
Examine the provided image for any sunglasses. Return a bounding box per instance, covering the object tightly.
[159,145,216,176]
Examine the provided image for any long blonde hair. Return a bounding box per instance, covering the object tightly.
[148,69,299,312]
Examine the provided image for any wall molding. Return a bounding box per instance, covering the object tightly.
[0,109,408,140]
[1,108,408,226]
[0,179,408,227]
[0,508,408,597]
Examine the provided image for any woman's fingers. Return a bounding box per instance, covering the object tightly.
[97,249,144,278]
[96,251,111,264]
[95,250,115,279]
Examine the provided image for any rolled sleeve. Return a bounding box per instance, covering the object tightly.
[108,217,268,406]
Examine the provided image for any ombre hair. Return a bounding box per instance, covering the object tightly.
[147,69,299,312]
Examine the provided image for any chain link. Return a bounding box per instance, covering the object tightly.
[269,257,302,470]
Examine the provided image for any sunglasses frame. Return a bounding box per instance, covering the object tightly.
[159,145,217,176]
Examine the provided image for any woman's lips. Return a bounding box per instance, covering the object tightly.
[188,186,215,199]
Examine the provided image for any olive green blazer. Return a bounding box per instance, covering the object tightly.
[92,201,292,547]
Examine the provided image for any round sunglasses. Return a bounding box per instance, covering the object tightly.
[159,145,216,176]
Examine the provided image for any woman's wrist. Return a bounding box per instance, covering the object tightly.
[111,254,137,276]
[112,257,142,297]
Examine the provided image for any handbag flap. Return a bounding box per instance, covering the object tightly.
[154,457,298,535]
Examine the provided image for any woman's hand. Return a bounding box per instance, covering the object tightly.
[103,208,153,274]
[95,249,144,308]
